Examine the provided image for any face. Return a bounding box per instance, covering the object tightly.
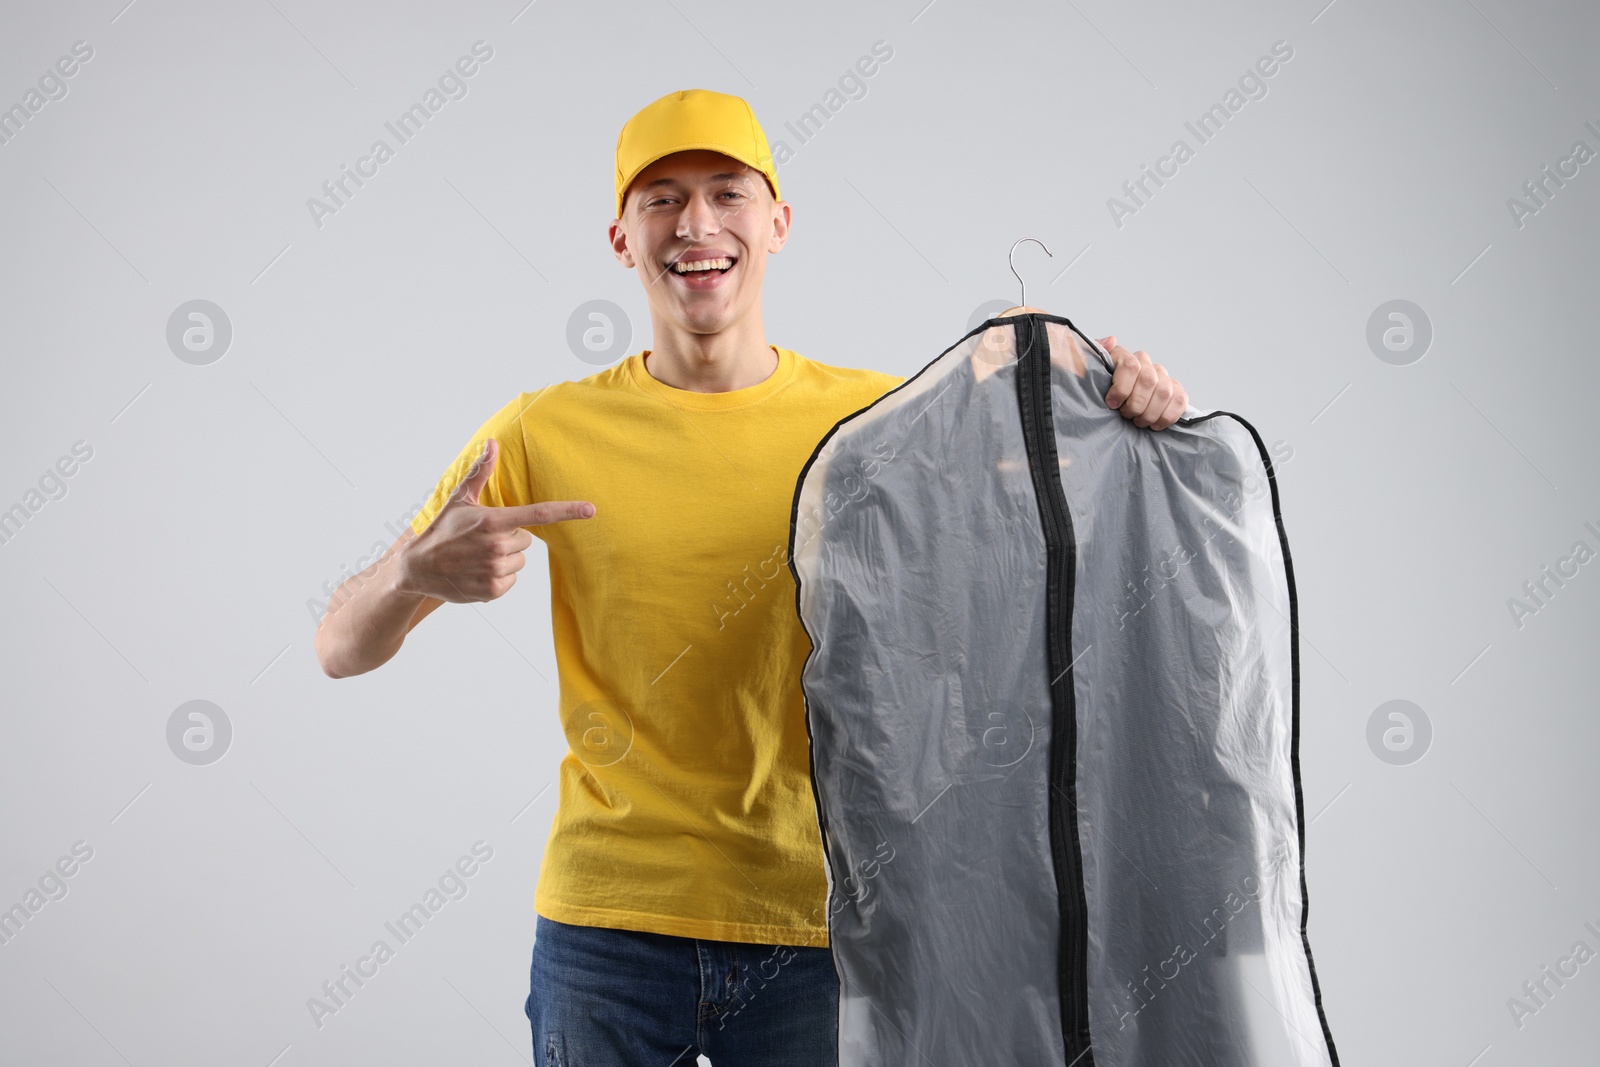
[609,149,790,337]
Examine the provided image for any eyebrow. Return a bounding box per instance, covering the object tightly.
[638,172,756,193]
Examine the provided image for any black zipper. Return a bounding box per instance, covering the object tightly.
[1013,314,1095,1064]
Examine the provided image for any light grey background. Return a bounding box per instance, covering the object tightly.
[2,0,1596,1064]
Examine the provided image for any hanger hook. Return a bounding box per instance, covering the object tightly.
[1008,237,1053,309]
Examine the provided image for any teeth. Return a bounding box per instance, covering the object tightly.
[671,257,734,274]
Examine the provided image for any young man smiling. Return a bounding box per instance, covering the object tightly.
[314,89,1188,1065]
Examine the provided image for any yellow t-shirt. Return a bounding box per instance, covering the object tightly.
[410,345,904,946]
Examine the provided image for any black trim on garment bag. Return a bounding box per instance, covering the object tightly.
[1175,407,1344,1067]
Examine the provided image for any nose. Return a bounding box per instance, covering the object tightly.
[676,190,725,244]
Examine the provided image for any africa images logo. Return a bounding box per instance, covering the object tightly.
[305,41,494,229]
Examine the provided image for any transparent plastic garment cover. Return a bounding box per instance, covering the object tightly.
[788,314,1339,1067]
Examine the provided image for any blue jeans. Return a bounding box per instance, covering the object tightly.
[524,914,839,1066]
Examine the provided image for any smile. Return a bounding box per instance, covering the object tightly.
[668,256,735,275]
[665,255,737,290]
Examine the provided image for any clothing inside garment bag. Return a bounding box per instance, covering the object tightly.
[787,313,1340,1067]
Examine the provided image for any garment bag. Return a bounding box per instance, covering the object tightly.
[787,312,1339,1067]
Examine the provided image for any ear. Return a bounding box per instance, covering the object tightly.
[767,198,792,255]
[609,219,636,268]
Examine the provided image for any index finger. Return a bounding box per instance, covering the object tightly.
[1102,344,1146,410]
[485,501,596,528]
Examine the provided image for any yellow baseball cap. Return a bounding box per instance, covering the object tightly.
[614,89,780,219]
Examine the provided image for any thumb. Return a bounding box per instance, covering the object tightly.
[450,438,498,506]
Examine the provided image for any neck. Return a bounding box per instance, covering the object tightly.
[642,308,776,393]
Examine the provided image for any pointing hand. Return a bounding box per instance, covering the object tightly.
[397,438,594,603]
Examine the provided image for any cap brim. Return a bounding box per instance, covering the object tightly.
[616,143,778,217]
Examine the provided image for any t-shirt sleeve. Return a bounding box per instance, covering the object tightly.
[409,391,543,537]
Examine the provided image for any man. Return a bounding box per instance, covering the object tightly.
[314,88,1187,1066]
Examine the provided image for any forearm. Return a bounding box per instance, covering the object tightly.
[314,550,431,678]
[313,439,576,676]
